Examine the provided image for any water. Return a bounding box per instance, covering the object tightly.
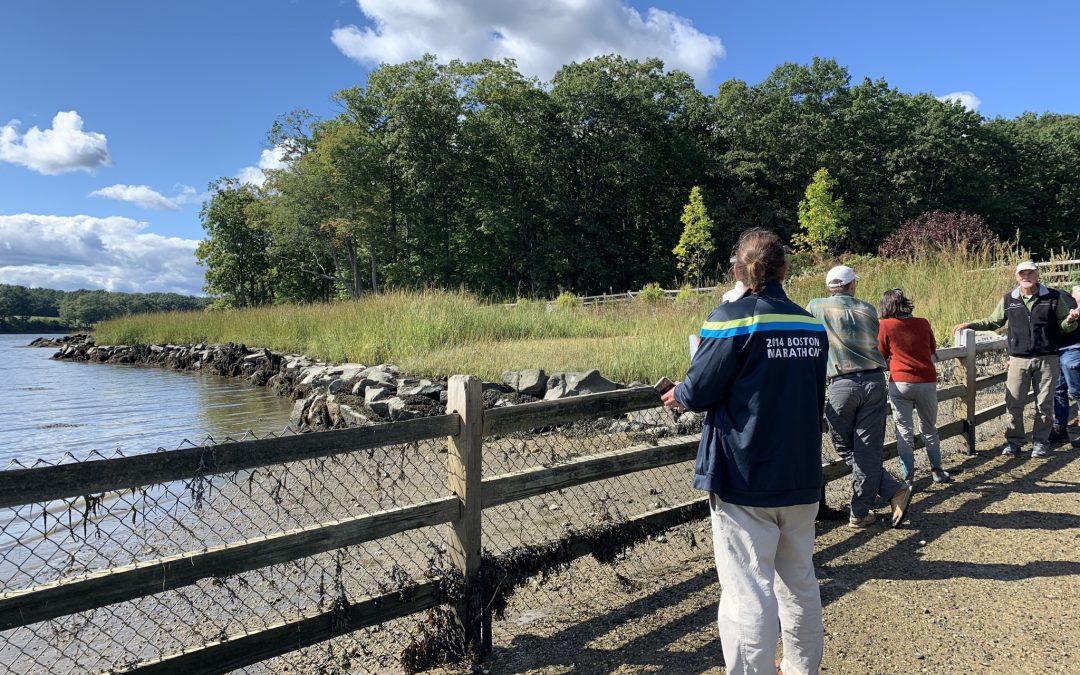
[0,334,296,467]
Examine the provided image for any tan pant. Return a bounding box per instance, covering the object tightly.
[1005,355,1060,446]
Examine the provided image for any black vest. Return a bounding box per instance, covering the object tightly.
[1004,287,1061,356]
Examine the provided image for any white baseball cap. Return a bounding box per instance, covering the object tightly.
[1015,261,1038,273]
[825,265,858,288]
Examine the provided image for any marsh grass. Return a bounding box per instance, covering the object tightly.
[95,250,1068,383]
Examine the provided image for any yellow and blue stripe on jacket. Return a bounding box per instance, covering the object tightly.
[674,281,828,508]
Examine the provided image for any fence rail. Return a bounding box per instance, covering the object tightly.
[0,330,1010,673]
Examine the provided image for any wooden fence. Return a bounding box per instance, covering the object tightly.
[0,330,1009,673]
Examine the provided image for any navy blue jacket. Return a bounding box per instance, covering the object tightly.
[674,281,828,507]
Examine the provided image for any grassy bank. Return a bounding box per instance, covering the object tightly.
[95,251,1031,383]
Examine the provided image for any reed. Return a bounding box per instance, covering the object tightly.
[95,250,1063,383]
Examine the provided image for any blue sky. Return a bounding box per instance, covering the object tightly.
[2,0,1078,296]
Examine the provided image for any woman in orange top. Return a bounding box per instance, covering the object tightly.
[878,289,951,483]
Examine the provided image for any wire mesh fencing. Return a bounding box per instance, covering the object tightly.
[0,428,457,675]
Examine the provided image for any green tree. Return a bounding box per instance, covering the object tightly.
[672,186,716,285]
[453,59,562,296]
[0,285,32,318]
[794,168,848,255]
[58,290,121,326]
[195,179,274,307]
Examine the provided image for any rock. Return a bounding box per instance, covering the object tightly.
[369,396,407,420]
[266,373,293,397]
[289,399,311,428]
[397,378,443,398]
[327,378,347,395]
[365,386,391,405]
[338,404,374,427]
[298,366,331,387]
[332,364,367,382]
[544,369,621,399]
[501,369,547,397]
[675,411,704,434]
[626,406,675,428]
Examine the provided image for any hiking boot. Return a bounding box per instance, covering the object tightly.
[1001,443,1021,456]
[1031,445,1051,458]
[849,512,876,528]
[931,468,952,483]
[1049,425,1069,443]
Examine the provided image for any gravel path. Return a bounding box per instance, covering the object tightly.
[432,423,1079,675]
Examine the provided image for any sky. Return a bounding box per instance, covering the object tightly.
[2,0,1078,296]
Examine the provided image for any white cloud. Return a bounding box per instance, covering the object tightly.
[237,147,289,187]
[0,214,203,294]
[937,91,982,112]
[331,0,725,86]
[0,111,113,175]
[88,184,201,211]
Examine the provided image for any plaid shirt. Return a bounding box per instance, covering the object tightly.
[807,293,887,378]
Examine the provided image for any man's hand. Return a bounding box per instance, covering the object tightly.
[952,322,970,335]
[1068,307,1080,324]
[661,381,683,412]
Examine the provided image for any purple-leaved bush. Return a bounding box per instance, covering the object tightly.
[878,211,999,258]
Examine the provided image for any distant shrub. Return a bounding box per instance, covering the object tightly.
[785,250,821,278]
[554,291,581,311]
[879,211,999,259]
[674,284,700,308]
[635,282,666,303]
[513,297,544,310]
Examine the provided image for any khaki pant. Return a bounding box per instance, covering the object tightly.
[710,495,823,675]
[1005,354,1060,446]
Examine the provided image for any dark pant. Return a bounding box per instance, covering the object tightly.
[825,371,905,518]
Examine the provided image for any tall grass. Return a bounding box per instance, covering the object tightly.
[94,250,1063,383]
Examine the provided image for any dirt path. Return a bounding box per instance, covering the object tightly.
[440,428,1079,675]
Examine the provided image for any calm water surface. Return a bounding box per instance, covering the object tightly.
[0,334,296,467]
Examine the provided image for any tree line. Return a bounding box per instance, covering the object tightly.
[0,285,211,328]
[196,55,1080,306]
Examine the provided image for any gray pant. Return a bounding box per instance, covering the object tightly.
[825,371,905,518]
[887,381,942,481]
[1005,354,1060,447]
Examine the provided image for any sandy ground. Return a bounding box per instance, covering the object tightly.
[431,421,1079,675]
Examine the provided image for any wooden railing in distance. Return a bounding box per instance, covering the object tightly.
[0,332,1011,674]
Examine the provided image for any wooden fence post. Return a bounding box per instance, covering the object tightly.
[445,375,484,652]
[956,328,978,455]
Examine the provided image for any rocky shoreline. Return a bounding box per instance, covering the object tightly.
[35,335,659,433]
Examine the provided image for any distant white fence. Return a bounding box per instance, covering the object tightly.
[969,258,1080,283]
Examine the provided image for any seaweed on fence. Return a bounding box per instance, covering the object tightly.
[476,499,706,620]
[398,567,468,673]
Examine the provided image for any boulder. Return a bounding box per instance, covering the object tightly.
[289,398,311,428]
[397,378,443,398]
[543,369,621,400]
[298,366,331,387]
[327,378,348,395]
[365,386,391,405]
[338,404,375,427]
[501,369,547,397]
[369,396,407,420]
